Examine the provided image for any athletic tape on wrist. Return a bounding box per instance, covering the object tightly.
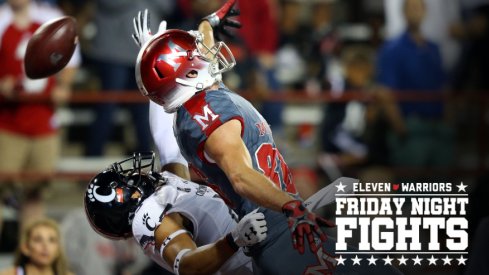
[204,13,220,27]
[225,232,240,251]
[173,248,191,275]
[159,229,191,257]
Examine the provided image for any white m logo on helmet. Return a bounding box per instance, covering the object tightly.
[157,40,186,72]
[193,104,219,130]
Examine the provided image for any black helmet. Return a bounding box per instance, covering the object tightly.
[84,152,161,240]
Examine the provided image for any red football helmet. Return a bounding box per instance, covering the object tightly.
[136,29,235,113]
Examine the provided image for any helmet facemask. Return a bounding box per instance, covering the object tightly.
[165,32,236,113]
[190,30,236,76]
[110,151,163,188]
[105,151,162,221]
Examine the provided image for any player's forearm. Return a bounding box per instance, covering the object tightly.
[162,163,190,180]
[198,20,215,55]
[178,237,236,275]
[229,166,294,212]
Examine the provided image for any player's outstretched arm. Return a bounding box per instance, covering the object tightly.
[156,211,266,275]
[197,20,215,55]
[149,101,190,180]
[204,120,294,212]
[197,0,240,54]
[202,0,241,41]
[205,120,333,254]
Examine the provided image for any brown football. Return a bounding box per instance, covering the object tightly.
[24,16,77,79]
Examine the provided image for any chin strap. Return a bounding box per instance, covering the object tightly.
[162,83,200,113]
[175,78,215,91]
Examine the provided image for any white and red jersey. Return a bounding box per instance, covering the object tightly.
[132,171,252,275]
[0,2,80,136]
[174,87,296,218]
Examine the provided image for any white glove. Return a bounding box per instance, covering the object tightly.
[231,209,267,247]
[132,9,168,48]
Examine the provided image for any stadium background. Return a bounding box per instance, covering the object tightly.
[0,0,488,274]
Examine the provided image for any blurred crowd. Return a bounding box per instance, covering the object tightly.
[1,0,489,274]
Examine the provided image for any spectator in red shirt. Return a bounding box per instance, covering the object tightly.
[0,0,79,233]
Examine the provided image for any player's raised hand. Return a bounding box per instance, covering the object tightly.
[230,209,267,247]
[132,9,168,48]
[203,0,241,40]
[282,200,335,254]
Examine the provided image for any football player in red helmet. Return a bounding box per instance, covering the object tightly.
[134,19,235,113]
[133,1,401,274]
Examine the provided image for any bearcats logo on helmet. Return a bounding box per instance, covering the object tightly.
[87,182,117,203]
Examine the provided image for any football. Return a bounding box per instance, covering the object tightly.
[24,16,77,79]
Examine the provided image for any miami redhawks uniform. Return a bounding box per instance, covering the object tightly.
[132,171,252,275]
[173,87,402,275]
[175,87,296,218]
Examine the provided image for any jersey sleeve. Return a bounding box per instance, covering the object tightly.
[132,195,165,254]
[149,101,188,167]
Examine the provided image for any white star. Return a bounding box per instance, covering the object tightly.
[457,182,468,192]
[442,255,452,265]
[397,255,408,265]
[336,182,347,192]
[336,255,346,266]
[456,255,467,265]
[412,255,423,265]
[351,255,362,265]
[367,255,377,265]
[383,255,394,265]
[428,255,438,265]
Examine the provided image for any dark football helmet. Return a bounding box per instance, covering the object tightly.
[84,152,161,240]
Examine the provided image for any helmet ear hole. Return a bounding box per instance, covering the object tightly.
[154,66,165,79]
[186,70,198,78]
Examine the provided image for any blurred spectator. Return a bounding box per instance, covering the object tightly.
[84,0,175,156]
[275,0,308,90]
[0,0,79,236]
[451,3,489,92]
[384,0,462,71]
[0,218,73,275]
[61,208,151,275]
[318,46,405,175]
[320,47,371,167]
[306,0,340,94]
[274,0,339,92]
[238,0,283,131]
[377,0,454,168]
